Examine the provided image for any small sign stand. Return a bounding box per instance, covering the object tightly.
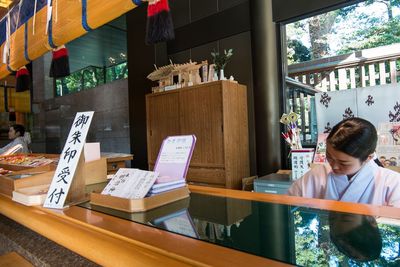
[43,111,94,209]
[64,154,86,206]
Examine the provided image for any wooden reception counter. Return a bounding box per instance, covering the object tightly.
[0,185,399,266]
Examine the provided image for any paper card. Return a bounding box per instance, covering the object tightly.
[101,168,159,199]
[84,142,101,163]
[376,146,400,167]
[377,122,400,146]
[291,149,314,180]
[44,111,94,209]
[313,133,328,163]
[315,89,357,134]
[154,135,196,183]
[376,122,400,167]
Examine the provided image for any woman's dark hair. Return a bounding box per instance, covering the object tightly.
[11,124,25,137]
[329,213,382,262]
[327,118,377,161]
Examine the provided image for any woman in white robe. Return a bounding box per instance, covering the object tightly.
[288,118,400,207]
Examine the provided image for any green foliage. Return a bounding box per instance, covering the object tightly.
[287,39,311,64]
[287,0,400,63]
[211,49,233,72]
[55,62,128,97]
[338,17,400,54]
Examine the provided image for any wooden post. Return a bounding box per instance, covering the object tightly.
[390,60,397,84]
[338,68,347,90]
[349,68,356,88]
[369,64,376,86]
[361,65,367,87]
[329,71,336,91]
[379,62,386,85]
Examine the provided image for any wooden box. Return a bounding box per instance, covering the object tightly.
[0,157,107,197]
[90,186,190,212]
[12,184,49,206]
[82,157,107,185]
[0,171,55,197]
[102,153,134,175]
[0,154,59,172]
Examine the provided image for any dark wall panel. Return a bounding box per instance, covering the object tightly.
[170,0,190,28]
[190,41,218,64]
[191,0,218,22]
[272,0,364,23]
[169,49,191,64]
[168,1,250,54]
[127,6,156,169]
[219,0,247,10]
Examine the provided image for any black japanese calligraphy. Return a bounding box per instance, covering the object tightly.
[74,114,90,129]
[56,167,71,184]
[64,147,77,163]
[69,131,82,145]
[48,188,65,204]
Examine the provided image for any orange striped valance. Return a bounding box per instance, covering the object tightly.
[0,0,142,80]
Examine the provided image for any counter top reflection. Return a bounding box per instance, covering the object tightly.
[80,184,400,266]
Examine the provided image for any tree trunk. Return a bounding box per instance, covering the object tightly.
[308,12,337,59]
[387,0,393,20]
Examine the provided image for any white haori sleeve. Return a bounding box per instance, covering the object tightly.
[371,166,400,207]
[288,163,330,199]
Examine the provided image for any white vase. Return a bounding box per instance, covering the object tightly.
[213,72,219,81]
[219,69,226,80]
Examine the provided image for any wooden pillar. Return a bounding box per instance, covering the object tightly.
[126,7,156,170]
[250,0,281,175]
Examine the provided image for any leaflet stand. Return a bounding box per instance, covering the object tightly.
[90,135,196,212]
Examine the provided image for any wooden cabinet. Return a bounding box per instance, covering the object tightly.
[146,81,249,189]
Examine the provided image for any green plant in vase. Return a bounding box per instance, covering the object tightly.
[211,48,233,80]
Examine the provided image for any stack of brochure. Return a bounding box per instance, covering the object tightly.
[147,178,186,196]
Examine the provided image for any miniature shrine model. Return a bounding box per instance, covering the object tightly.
[147,60,208,93]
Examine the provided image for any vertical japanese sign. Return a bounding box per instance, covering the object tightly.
[44,111,94,209]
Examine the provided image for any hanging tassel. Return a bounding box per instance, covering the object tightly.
[16,66,31,92]
[146,0,174,44]
[49,45,70,78]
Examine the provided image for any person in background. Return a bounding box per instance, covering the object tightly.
[0,124,30,154]
[288,117,400,207]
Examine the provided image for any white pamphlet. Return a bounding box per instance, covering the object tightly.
[102,168,159,199]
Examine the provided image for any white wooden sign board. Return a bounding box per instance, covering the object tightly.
[43,111,94,209]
